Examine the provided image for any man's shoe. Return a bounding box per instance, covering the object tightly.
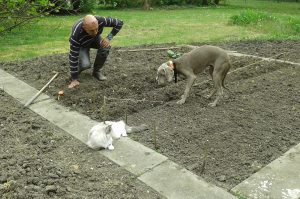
[92,71,107,81]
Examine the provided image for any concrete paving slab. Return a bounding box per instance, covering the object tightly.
[139,160,237,199]
[101,137,168,176]
[0,69,49,104]
[30,99,97,142]
[232,143,300,199]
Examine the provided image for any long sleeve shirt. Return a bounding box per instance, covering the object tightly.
[69,16,123,80]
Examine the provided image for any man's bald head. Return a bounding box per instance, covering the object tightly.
[83,15,98,37]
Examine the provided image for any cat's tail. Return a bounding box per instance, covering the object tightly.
[126,124,148,134]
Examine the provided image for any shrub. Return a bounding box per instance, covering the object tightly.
[287,17,300,34]
[101,0,221,8]
[229,10,277,25]
[80,0,98,12]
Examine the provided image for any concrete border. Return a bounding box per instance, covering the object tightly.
[231,143,300,199]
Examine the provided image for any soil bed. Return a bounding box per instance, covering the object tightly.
[0,90,164,199]
[1,40,300,190]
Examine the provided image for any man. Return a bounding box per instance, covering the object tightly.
[68,14,123,88]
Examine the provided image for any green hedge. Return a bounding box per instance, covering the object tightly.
[101,0,217,8]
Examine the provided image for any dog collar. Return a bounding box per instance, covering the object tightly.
[167,61,178,83]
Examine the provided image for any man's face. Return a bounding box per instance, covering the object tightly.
[83,22,98,37]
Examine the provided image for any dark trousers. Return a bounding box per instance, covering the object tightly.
[78,46,110,73]
[79,35,110,72]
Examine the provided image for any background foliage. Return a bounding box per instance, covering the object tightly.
[0,0,299,61]
[0,0,52,35]
[100,0,222,8]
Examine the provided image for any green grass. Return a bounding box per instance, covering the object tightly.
[0,0,299,61]
[229,10,278,25]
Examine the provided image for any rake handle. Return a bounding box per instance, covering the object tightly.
[24,72,59,108]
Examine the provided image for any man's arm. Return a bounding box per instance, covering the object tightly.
[97,16,123,40]
[69,36,81,80]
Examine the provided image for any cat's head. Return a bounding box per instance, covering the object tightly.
[87,123,113,150]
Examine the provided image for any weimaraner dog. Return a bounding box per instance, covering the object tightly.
[156,45,231,106]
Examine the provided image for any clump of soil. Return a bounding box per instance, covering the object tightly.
[1,40,299,190]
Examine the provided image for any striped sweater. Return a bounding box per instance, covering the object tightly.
[69,16,123,80]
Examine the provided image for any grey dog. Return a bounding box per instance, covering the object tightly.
[156,45,231,106]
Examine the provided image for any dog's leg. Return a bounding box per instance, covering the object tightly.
[206,65,216,99]
[177,73,196,105]
[209,62,227,107]
[209,87,223,107]
[208,65,214,79]
[207,89,217,99]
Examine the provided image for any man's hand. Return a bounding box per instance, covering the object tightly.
[68,79,80,88]
[100,38,110,48]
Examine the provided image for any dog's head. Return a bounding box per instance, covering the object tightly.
[156,61,174,86]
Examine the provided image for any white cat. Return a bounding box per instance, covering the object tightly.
[86,120,148,150]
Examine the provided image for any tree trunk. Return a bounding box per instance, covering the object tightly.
[143,0,150,10]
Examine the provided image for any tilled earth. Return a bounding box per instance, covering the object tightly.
[1,40,299,195]
[0,90,164,199]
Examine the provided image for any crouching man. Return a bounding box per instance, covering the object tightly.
[68,14,123,88]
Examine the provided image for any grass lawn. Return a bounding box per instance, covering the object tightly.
[0,0,299,61]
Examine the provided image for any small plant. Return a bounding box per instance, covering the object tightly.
[167,49,181,59]
[152,121,159,150]
[100,96,108,121]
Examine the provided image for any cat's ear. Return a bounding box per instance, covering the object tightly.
[105,125,112,135]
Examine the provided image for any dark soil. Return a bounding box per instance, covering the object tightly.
[1,40,300,192]
[0,90,164,199]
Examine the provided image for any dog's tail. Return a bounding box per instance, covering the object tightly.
[126,124,148,134]
[221,62,231,91]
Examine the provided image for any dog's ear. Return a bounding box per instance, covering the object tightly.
[105,125,112,135]
[163,68,167,76]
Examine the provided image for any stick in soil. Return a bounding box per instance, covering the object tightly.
[152,121,159,150]
[116,46,181,52]
[200,140,208,175]
[100,96,108,121]
[124,105,128,124]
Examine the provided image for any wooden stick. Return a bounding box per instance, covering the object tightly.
[116,46,181,52]
[227,52,284,74]
[24,72,59,108]
[153,121,158,150]
[100,96,108,121]
[105,97,164,104]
